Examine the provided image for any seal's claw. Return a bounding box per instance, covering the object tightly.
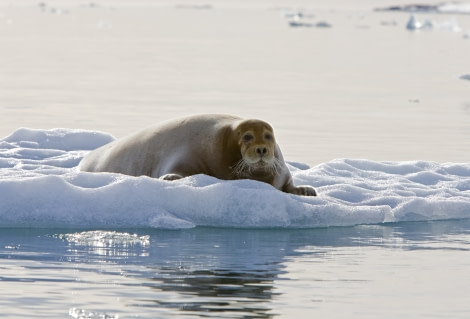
[160,173,184,181]
[292,185,317,196]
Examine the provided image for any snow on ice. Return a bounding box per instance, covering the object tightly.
[1,128,470,229]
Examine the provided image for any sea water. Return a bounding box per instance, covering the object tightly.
[1,223,470,318]
[1,0,470,318]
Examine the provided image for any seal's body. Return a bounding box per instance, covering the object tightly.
[79,114,316,196]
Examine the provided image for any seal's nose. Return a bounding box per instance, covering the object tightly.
[256,147,267,156]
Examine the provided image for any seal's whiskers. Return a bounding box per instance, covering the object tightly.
[231,158,282,177]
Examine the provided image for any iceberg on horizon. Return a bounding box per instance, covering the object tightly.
[406,14,462,31]
[376,3,470,14]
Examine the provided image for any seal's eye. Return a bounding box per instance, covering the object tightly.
[264,133,273,141]
[242,134,254,143]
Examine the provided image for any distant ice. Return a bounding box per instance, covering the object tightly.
[406,14,461,32]
[1,128,470,229]
[406,14,422,30]
[377,3,470,14]
[436,3,470,14]
[287,20,331,28]
[279,8,330,29]
[175,4,213,10]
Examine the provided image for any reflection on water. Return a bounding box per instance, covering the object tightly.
[69,307,119,319]
[1,220,470,318]
[143,267,277,318]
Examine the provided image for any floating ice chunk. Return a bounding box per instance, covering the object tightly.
[289,20,313,28]
[438,3,470,14]
[280,8,319,28]
[421,19,435,30]
[438,17,461,32]
[406,14,422,30]
[288,20,332,28]
[315,21,332,28]
[1,128,470,229]
[377,3,470,14]
[406,14,462,32]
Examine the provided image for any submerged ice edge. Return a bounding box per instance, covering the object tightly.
[1,128,470,229]
[56,230,150,247]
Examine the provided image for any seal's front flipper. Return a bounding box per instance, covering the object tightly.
[291,185,317,196]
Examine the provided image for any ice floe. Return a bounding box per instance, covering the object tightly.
[1,128,470,229]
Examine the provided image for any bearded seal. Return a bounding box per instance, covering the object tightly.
[79,114,317,196]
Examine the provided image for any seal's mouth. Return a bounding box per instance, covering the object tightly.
[231,157,281,177]
[251,159,270,168]
[243,153,274,165]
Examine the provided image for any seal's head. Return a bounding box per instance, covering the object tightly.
[232,119,280,177]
